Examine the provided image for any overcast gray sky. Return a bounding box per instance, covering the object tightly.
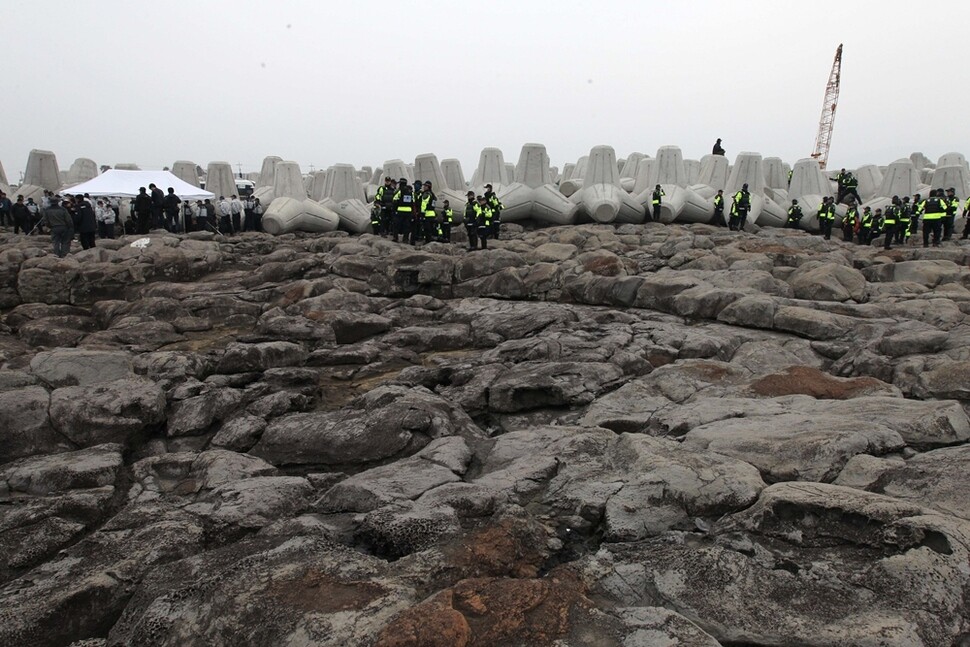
[5,0,967,181]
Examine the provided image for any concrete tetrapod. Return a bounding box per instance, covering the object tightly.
[205,162,236,201]
[854,164,883,202]
[17,149,61,201]
[171,161,201,188]
[323,163,370,233]
[382,160,412,185]
[634,146,713,224]
[65,158,98,186]
[859,158,922,216]
[114,163,140,171]
[308,171,328,202]
[570,145,645,224]
[685,159,701,185]
[931,153,969,198]
[470,147,508,194]
[725,152,787,228]
[498,143,578,225]
[559,155,588,197]
[789,157,839,232]
[257,156,283,188]
[619,152,645,192]
[262,196,339,235]
[413,154,466,217]
[763,157,787,190]
[441,159,465,191]
[696,154,731,192]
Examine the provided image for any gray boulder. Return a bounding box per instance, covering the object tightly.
[49,378,166,447]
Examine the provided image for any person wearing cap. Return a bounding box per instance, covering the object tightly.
[476,195,493,249]
[419,181,437,244]
[651,184,665,223]
[712,138,725,156]
[859,206,873,244]
[921,189,946,247]
[373,176,394,236]
[842,199,858,242]
[894,196,911,245]
[819,196,837,240]
[483,183,503,238]
[464,191,479,250]
[73,193,98,249]
[881,196,899,250]
[943,187,959,241]
[11,195,29,234]
[712,189,725,226]
[786,199,802,228]
[730,183,751,231]
[133,186,153,234]
[439,199,453,242]
[391,178,414,243]
[42,195,74,257]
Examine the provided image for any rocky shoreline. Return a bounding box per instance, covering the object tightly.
[1,222,969,646]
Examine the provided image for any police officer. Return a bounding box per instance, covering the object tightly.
[374,176,394,236]
[962,194,970,239]
[910,193,924,238]
[817,196,835,240]
[476,195,492,249]
[440,200,453,242]
[391,178,414,243]
[895,196,911,245]
[943,187,959,241]
[651,184,664,223]
[712,189,725,226]
[922,189,946,247]
[786,199,803,228]
[730,183,751,231]
[419,181,437,244]
[882,197,899,250]
[842,202,858,241]
[859,206,873,244]
[484,183,503,238]
[464,191,479,250]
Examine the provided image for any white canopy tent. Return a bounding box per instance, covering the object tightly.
[60,169,214,199]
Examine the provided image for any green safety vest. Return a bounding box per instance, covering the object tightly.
[923,197,945,220]
[394,189,413,212]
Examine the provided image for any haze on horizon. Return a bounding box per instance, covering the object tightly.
[4,0,967,181]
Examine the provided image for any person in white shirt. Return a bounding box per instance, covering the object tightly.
[229,194,243,232]
[218,196,233,234]
[95,200,116,239]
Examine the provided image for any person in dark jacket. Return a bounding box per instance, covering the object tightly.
[0,191,11,228]
[149,183,165,229]
[73,194,98,249]
[42,196,74,257]
[464,191,479,250]
[712,138,725,155]
[163,187,182,232]
[11,195,29,234]
[134,187,153,234]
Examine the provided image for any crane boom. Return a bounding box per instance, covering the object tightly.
[810,44,843,171]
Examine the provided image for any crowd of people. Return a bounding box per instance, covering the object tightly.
[369,178,503,250]
[786,187,969,249]
[2,173,969,260]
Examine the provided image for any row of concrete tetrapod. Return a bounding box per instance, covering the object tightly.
[9,147,970,235]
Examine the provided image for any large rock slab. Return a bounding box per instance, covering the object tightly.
[683,413,905,482]
[0,386,72,463]
[583,483,970,646]
[250,386,482,467]
[48,378,166,447]
[29,349,134,387]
